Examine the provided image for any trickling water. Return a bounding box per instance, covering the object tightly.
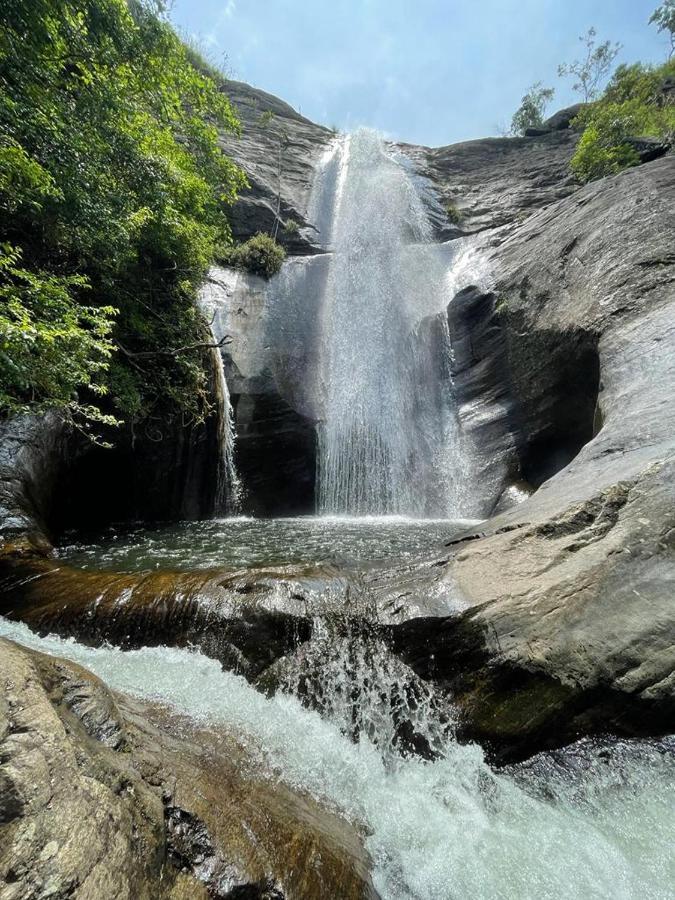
[309,129,467,516]
[200,285,241,514]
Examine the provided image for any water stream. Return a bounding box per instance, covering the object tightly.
[5,129,671,899]
[2,615,673,900]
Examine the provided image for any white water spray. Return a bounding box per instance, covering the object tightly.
[309,129,470,516]
[2,618,673,900]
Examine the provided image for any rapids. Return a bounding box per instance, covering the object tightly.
[1,615,673,900]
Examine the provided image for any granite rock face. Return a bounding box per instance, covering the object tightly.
[219,81,333,251]
[0,346,229,546]
[400,128,579,237]
[1,79,674,763]
[200,265,320,515]
[0,638,378,899]
[387,154,675,756]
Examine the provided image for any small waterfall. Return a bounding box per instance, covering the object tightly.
[200,277,241,515]
[278,616,455,764]
[309,129,467,516]
[4,615,672,900]
[210,344,241,514]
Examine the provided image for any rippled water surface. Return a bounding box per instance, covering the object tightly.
[57,515,476,572]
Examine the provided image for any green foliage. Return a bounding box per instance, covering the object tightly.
[0,243,117,424]
[283,219,299,234]
[0,0,246,429]
[650,1,675,59]
[558,27,622,101]
[510,82,555,135]
[570,60,675,181]
[221,233,286,278]
[570,126,641,182]
[445,202,463,225]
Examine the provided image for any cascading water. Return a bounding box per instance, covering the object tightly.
[308,129,469,516]
[210,344,241,514]
[3,617,673,900]
[200,281,241,514]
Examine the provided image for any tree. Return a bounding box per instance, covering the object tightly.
[510,82,555,135]
[558,27,621,101]
[650,1,675,59]
[0,0,246,430]
[569,59,675,182]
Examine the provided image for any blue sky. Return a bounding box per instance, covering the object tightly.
[169,0,671,146]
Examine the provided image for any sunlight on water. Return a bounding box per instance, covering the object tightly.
[56,516,474,572]
[1,618,673,900]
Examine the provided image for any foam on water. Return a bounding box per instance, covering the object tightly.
[2,617,672,900]
[56,516,471,572]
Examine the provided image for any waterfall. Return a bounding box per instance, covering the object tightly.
[309,129,466,517]
[200,278,241,515]
[277,616,455,764]
[4,616,672,900]
[198,131,492,519]
[210,344,241,514]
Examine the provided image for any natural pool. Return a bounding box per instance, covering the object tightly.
[56,515,475,572]
[2,514,670,899]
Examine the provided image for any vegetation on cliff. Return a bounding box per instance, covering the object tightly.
[509,83,555,136]
[509,6,675,182]
[220,232,286,278]
[571,58,675,181]
[0,0,246,434]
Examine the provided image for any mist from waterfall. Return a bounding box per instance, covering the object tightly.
[310,129,468,517]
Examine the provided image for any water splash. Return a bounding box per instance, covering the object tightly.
[278,616,455,764]
[2,617,673,900]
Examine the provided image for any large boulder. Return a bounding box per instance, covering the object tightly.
[0,548,331,680]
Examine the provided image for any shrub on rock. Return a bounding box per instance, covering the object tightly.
[222,233,286,278]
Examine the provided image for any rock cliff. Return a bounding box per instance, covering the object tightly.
[1,81,673,764]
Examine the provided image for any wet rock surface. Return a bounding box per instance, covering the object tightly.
[0,638,378,899]
[0,550,325,680]
[200,265,320,514]
[0,82,674,771]
[391,154,675,756]
[0,345,228,546]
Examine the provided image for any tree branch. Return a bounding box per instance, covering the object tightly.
[115,334,232,359]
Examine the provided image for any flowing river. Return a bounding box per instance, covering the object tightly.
[3,517,674,900]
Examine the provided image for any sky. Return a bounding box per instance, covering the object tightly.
[168,0,671,147]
